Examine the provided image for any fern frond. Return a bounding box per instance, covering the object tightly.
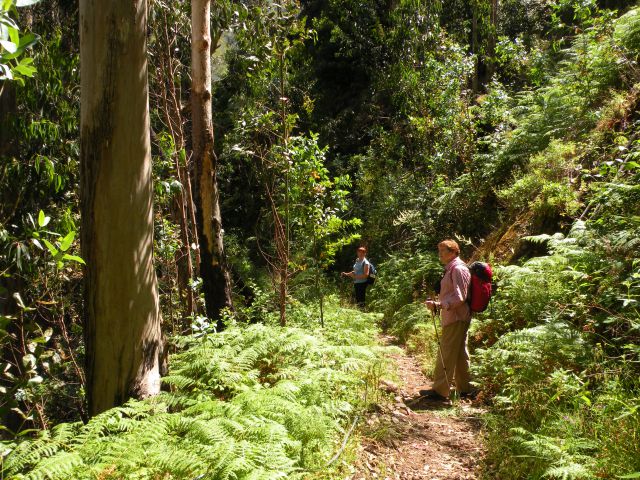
[543,462,593,480]
[23,452,83,480]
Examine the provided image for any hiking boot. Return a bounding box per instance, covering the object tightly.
[418,389,449,402]
[459,390,478,400]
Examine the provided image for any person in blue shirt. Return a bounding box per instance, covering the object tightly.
[341,246,370,308]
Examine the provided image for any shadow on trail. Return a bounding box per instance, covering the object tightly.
[406,397,454,412]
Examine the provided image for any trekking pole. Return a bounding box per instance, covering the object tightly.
[426,296,451,393]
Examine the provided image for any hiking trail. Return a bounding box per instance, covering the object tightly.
[350,336,484,479]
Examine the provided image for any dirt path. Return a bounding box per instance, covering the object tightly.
[351,336,484,480]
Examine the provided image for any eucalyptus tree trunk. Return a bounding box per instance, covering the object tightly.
[80,0,163,416]
[472,5,479,93]
[487,0,498,82]
[191,0,233,321]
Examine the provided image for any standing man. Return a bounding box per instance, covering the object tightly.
[341,247,370,308]
[422,240,473,401]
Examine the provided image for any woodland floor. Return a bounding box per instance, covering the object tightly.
[350,336,484,480]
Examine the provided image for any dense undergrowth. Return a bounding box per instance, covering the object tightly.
[372,6,640,479]
[0,302,385,479]
[473,221,640,478]
[3,0,640,478]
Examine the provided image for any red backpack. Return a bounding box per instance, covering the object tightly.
[467,262,493,313]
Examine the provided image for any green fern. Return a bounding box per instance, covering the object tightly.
[3,304,382,479]
[509,427,596,480]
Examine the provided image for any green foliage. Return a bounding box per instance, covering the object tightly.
[1,302,384,478]
[351,37,476,247]
[0,209,84,430]
[493,10,624,172]
[382,303,441,378]
[614,8,640,58]
[286,134,361,270]
[368,250,443,321]
[0,0,41,84]
[4,1,640,479]
[498,140,582,218]
[473,322,589,406]
[473,212,640,478]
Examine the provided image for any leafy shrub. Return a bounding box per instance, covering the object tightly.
[368,250,442,322]
[482,371,640,480]
[614,8,640,59]
[498,140,582,218]
[473,321,589,410]
[386,302,431,344]
[476,254,575,339]
[476,216,640,479]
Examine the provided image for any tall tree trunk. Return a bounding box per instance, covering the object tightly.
[278,51,290,327]
[153,14,196,320]
[486,0,498,83]
[80,0,163,417]
[191,0,233,321]
[472,4,479,93]
[0,83,16,159]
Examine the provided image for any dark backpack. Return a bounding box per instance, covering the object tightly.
[467,261,493,313]
[366,261,377,285]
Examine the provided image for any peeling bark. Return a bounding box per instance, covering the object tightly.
[191,0,233,322]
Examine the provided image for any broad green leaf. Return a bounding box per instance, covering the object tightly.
[62,254,85,265]
[30,238,42,250]
[13,60,35,76]
[1,49,22,60]
[18,32,38,49]
[42,238,58,256]
[0,16,19,32]
[37,209,50,227]
[618,473,640,479]
[0,39,16,53]
[1,35,38,61]
[59,231,75,252]
[625,161,639,170]
[8,23,17,44]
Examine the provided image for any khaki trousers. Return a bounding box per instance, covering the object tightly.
[432,319,472,398]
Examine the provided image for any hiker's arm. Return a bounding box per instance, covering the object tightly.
[441,267,470,310]
[345,264,369,280]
